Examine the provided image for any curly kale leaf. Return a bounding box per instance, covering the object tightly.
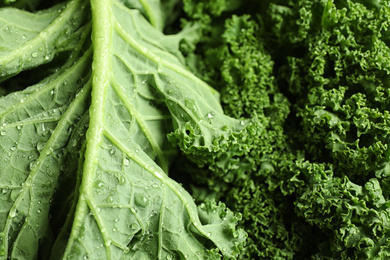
[179,0,390,259]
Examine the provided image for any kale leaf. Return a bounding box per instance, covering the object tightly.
[0,0,246,259]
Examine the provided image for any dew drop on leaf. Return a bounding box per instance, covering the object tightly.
[106,196,114,203]
[134,193,148,207]
[9,209,17,218]
[207,112,215,119]
[29,161,36,170]
[130,223,138,229]
[123,158,130,166]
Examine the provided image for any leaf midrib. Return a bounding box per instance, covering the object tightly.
[71,0,114,258]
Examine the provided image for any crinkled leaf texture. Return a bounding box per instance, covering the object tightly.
[0,0,246,259]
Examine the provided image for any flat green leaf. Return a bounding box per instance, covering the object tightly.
[0,32,92,259]
[0,0,245,259]
[0,0,89,82]
[61,1,244,258]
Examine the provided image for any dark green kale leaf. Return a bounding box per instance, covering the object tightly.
[178,0,390,259]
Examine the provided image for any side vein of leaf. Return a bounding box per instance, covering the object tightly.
[0,115,63,131]
[157,185,166,258]
[137,0,160,30]
[111,78,169,173]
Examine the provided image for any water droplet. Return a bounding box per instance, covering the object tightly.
[207,232,211,237]
[37,142,45,151]
[207,112,215,119]
[29,161,36,170]
[0,130,6,136]
[134,193,148,207]
[123,158,130,166]
[118,175,125,184]
[10,146,16,151]
[36,209,41,214]
[185,99,198,112]
[31,52,38,58]
[141,80,146,84]
[110,148,116,155]
[9,209,17,218]
[130,223,138,229]
[115,218,119,222]
[149,210,158,217]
